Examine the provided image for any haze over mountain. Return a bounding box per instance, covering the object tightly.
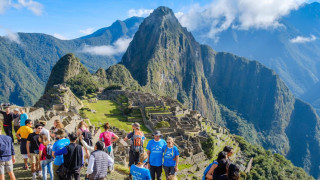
[0,17,143,106]
[119,6,320,178]
[189,2,320,115]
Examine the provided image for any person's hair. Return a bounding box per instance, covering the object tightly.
[55,129,66,138]
[54,120,64,129]
[39,121,46,126]
[39,134,49,146]
[223,146,233,153]
[103,123,110,130]
[68,132,78,142]
[25,119,32,125]
[138,152,148,165]
[95,141,105,150]
[167,137,174,143]
[35,124,43,129]
[77,121,88,130]
[227,164,240,180]
[217,151,227,163]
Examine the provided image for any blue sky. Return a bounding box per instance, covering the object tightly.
[0,0,318,40]
[0,0,209,39]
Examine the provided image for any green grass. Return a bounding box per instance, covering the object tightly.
[114,164,130,175]
[83,100,150,134]
[178,163,192,170]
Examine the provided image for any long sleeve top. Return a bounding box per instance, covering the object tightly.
[0,111,13,126]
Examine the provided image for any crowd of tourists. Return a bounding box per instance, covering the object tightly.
[0,107,240,180]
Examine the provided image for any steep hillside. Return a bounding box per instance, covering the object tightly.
[0,17,143,106]
[120,6,320,178]
[191,2,320,115]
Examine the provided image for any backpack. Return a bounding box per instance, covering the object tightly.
[131,130,144,152]
[82,131,93,146]
[202,161,218,180]
[46,144,53,160]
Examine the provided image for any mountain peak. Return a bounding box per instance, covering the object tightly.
[153,6,174,16]
[44,53,89,92]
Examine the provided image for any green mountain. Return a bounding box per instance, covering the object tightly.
[120,6,320,178]
[0,17,143,106]
[42,53,313,179]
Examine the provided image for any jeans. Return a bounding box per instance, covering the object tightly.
[150,165,162,180]
[3,126,13,142]
[41,160,53,180]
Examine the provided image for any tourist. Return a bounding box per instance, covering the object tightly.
[55,133,83,180]
[204,151,228,180]
[13,108,20,144]
[163,137,179,180]
[223,146,233,164]
[39,121,50,142]
[86,141,114,180]
[16,119,33,170]
[50,120,64,138]
[146,131,167,180]
[27,124,43,180]
[79,135,94,153]
[99,123,119,171]
[38,134,54,180]
[77,121,92,161]
[124,122,145,170]
[0,129,16,180]
[52,129,70,180]
[19,108,28,126]
[0,108,14,142]
[130,152,151,180]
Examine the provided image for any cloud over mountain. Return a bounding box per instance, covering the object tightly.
[128,8,153,17]
[80,37,132,56]
[0,0,43,15]
[178,0,306,39]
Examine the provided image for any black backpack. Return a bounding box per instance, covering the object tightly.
[46,144,53,160]
[82,131,93,146]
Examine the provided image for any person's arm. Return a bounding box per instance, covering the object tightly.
[26,141,31,158]
[38,149,43,161]
[0,111,5,115]
[15,129,21,140]
[11,140,15,163]
[206,164,218,180]
[147,150,151,169]
[107,154,114,167]
[54,147,67,156]
[86,155,95,175]
[112,134,119,143]
[80,139,94,152]
[123,132,133,141]
[175,156,179,172]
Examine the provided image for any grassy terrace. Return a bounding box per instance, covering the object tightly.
[82,100,150,134]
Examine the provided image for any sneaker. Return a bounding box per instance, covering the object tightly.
[38,171,43,178]
[32,172,36,180]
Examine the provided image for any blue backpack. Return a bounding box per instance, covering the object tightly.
[203,161,218,180]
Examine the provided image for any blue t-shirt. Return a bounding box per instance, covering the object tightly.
[163,145,179,167]
[20,113,28,126]
[130,164,151,180]
[52,138,70,165]
[146,139,166,166]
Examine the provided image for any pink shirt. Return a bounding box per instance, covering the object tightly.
[99,131,115,147]
[39,144,47,160]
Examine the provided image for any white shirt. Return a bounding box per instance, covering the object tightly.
[86,151,114,175]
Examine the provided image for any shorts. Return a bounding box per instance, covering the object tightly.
[129,151,140,166]
[163,166,176,177]
[29,153,39,164]
[22,154,28,159]
[0,159,13,174]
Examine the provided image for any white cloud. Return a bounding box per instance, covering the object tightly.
[128,8,153,17]
[79,27,95,35]
[174,12,184,19]
[53,33,68,40]
[178,0,306,39]
[80,37,132,56]
[290,35,317,43]
[0,27,21,44]
[0,0,43,15]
